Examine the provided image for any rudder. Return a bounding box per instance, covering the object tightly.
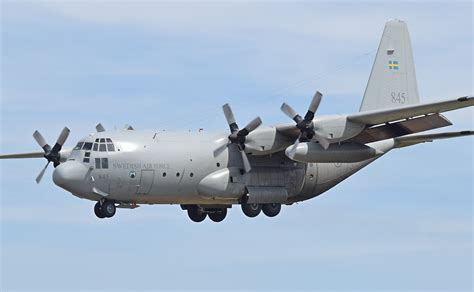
[359,19,420,112]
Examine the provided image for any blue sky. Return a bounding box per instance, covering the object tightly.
[0,1,472,291]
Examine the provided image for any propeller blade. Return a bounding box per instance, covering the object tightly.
[96,123,105,132]
[307,91,323,114]
[240,150,252,173]
[314,132,330,150]
[33,131,50,152]
[222,104,236,126]
[213,140,229,157]
[280,103,298,120]
[35,162,50,184]
[51,127,70,154]
[286,133,302,159]
[242,117,262,134]
[56,127,70,147]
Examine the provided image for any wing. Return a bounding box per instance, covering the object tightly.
[0,152,44,159]
[274,96,473,148]
[348,96,473,126]
[394,131,473,148]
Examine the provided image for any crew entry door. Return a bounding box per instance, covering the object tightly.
[137,170,155,194]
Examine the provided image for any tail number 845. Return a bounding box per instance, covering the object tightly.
[391,92,406,104]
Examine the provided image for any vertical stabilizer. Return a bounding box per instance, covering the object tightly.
[359,19,420,112]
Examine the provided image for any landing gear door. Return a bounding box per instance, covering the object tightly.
[137,170,155,194]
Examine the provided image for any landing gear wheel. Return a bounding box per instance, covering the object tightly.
[241,203,262,218]
[187,206,207,222]
[262,203,281,217]
[208,209,227,222]
[94,202,105,219]
[101,201,116,218]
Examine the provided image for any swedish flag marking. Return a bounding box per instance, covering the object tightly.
[388,60,399,70]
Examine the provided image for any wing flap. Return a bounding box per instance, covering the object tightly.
[348,96,473,126]
[350,114,452,144]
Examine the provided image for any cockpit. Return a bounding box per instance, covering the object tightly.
[71,137,117,167]
[73,138,116,153]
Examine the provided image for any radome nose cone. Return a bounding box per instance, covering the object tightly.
[53,161,87,190]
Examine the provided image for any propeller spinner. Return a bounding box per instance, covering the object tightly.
[280,91,329,158]
[214,104,262,173]
[33,127,70,184]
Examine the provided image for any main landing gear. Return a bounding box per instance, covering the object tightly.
[241,203,282,218]
[183,205,229,223]
[182,202,282,222]
[94,200,116,219]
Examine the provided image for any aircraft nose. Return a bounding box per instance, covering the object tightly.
[53,161,88,191]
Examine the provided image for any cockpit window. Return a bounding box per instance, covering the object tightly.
[82,142,93,150]
[74,142,84,150]
[107,143,115,151]
[92,138,116,152]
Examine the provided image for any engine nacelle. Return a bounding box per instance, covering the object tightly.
[197,167,246,199]
[287,142,382,163]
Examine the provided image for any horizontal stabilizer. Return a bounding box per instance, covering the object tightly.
[394,131,473,148]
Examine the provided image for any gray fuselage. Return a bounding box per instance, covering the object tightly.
[53,128,381,206]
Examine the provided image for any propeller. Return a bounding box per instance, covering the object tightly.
[214,104,262,173]
[280,91,329,158]
[33,127,70,184]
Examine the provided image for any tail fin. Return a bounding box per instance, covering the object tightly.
[359,19,420,112]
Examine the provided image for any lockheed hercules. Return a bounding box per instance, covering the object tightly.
[1,19,473,222]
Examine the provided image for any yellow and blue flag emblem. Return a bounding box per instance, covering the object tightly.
[388,60,399,70]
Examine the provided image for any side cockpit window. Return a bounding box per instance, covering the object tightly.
[93,138,116,152]
[74,142,84,150]
[82,142,93,151]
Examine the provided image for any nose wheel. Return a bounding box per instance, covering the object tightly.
[94,201,116,219]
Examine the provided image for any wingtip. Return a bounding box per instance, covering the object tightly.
[459,130,474,136]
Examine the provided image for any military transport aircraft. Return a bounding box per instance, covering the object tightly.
[1,19,473,222]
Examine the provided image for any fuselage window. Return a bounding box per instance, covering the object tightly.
[74,142,84,150]
[83,158,90,163]
[101,158,109,169]
[83,142,93,150]
[95,158,109,169]
[93,143,98,151]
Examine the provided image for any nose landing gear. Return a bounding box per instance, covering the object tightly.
[94,200,116,219]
